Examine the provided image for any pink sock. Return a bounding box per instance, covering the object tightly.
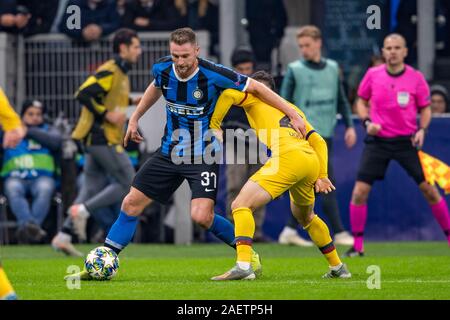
[350,203,368,252]
[430,198,450,245]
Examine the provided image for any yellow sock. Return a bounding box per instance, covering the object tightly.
[304,215,342,267]
[232,207,255,263]
[0,267,15,299]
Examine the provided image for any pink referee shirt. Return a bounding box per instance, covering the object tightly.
[358,64,431,138]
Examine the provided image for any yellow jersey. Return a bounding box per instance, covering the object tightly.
[0,87,21,131]
[210,89,328,179]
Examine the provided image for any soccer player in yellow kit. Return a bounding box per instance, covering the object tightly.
[210,72,351,280]
[0,86,24,299]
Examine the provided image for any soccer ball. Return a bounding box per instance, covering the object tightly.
[84,246,119,280]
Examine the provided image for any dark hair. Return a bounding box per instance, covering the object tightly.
[231,48,255,67]
[21,99,45,117]
[170,27,197,45]
[113,28,138,54]
[252,71,275,90]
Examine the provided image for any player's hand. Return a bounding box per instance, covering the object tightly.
[132,96,142,105]
[366,122,382,136]
[211,129,223,143]
[314,177,336,194]
[124,119,143,147]
[289,113,306,138]
[344,127,357,148]
[105,111,127,126]
[412,128,425,149]
[3,126,27,148]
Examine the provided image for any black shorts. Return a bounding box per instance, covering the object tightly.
[132,150,219,204]
[357,136,425,185]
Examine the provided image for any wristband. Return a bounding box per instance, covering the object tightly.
[362,118,371,129]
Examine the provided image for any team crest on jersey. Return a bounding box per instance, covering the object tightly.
[397,91,410,107]
[193,88,203,100]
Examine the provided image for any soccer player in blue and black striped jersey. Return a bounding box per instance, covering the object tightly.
[66,27,306,281]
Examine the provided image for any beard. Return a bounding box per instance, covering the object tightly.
[175,65,193,78]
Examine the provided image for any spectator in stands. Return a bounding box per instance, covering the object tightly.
[0,0,31,34]
[430,84,449,114]
[59,0,120,42]
[121,0,186,32]
[19,0,59,36]
[175,0,219,58]
[245,0,287,71]
[1,100,62,244]
[116,0,128,27]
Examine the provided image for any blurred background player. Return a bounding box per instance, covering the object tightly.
[51,28,141,255]
[210,71,350,280]
[221,47,269,242]
[348,34,450,257]
[0,86,24,300]
[279,25,356,246]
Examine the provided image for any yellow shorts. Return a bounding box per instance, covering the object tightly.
[250,148,319,206]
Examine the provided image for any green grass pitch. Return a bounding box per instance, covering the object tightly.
[1,242,449,300]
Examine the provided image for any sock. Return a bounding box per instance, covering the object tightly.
[0,267,16,300]
[430,198,450,245]
[350,203,367,252]
[104,210,138,255]
[304,214,341,267]
[232,207,255,263]
[207,213,236,248]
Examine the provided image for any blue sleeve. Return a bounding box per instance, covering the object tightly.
[212,65,248,91]
[152,63,162,88]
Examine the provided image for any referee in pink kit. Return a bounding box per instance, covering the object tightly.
[347,33,450,256]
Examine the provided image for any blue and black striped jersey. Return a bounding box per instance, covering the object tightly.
[152,56,248,160]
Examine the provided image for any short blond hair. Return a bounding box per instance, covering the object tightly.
[170,27,197,45]
[296,25,322,40]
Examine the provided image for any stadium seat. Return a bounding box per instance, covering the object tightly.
[0,192,64,245]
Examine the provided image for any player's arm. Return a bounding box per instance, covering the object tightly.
[210,89,246,142]
[246,78,306,137]
[337,77,357,148]
[412,72,432,149]
[305,120,328,179]
[125,80,162,146]
[356,97,381,136]
[0,87,26,148]
[304,119,335,193]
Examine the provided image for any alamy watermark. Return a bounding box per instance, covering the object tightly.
[366,265,381,289]
[366,5,381,30]
[66,265,81,290]
[66,5,81,30]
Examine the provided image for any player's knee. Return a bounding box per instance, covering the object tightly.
[121,193,145,216]
[231,197,253,212]
[191,205,214,228]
